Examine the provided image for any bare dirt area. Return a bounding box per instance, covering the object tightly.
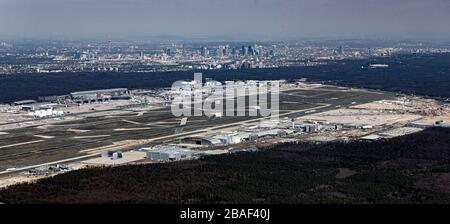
[415,115,450,124]
[300,108,422,126]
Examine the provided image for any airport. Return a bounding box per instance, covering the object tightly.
[0,78,449,187]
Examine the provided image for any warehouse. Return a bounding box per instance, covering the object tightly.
[11,100,37,106]
[145,146,192,162]
[255,129,289,138]
[360,134,383,142]
[101,150,123,160]
[211,132,258,145]
[70,88,129,103]
[180,136,221,146]
[21,102,57,111]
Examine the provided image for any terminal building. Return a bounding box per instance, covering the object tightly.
[11,100,37,106]
[70,88,129,103]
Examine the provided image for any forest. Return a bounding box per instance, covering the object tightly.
[1,127,450,204]
[1,53,450,103]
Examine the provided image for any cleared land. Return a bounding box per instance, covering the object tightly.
[300,108,422,126]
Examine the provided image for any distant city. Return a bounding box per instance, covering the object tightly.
[1,38,449,75]
[2,0,450,213]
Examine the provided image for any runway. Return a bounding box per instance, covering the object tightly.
[0,86,395,173]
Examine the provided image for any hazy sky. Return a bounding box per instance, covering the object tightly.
[1,0,449,40]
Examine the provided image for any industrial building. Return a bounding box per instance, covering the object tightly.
[180,136,222,146]
[28,164,72,175]
[38,95,72,104]
[181,128,293,147]
[101,150,123,160]
[21,102,58,111]
[255,129,289,138]
[143,146,192,162]
[11,100,37,106]
[70,88,129,103]
[360,134,383,141]
[292,123,342,133]
[208,132,258,145]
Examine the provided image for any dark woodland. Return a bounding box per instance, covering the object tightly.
[1,127,450,204]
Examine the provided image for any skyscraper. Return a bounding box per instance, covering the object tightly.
[232,47,238,55]
[201,46,209,57]
[216,47,224,57]
[248,45,255,55]
[223,45,229,56]
[165,48,171,56]
[242,45,248,56]
[338,45,344,55]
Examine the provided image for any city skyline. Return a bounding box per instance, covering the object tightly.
[1,0,450,40]
[2,0,450,207]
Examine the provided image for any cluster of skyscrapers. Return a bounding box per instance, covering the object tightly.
[199,44,269,58]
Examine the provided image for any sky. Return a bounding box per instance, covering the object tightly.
[0,0,449,40]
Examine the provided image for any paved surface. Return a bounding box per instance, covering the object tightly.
[0,86,395,173]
